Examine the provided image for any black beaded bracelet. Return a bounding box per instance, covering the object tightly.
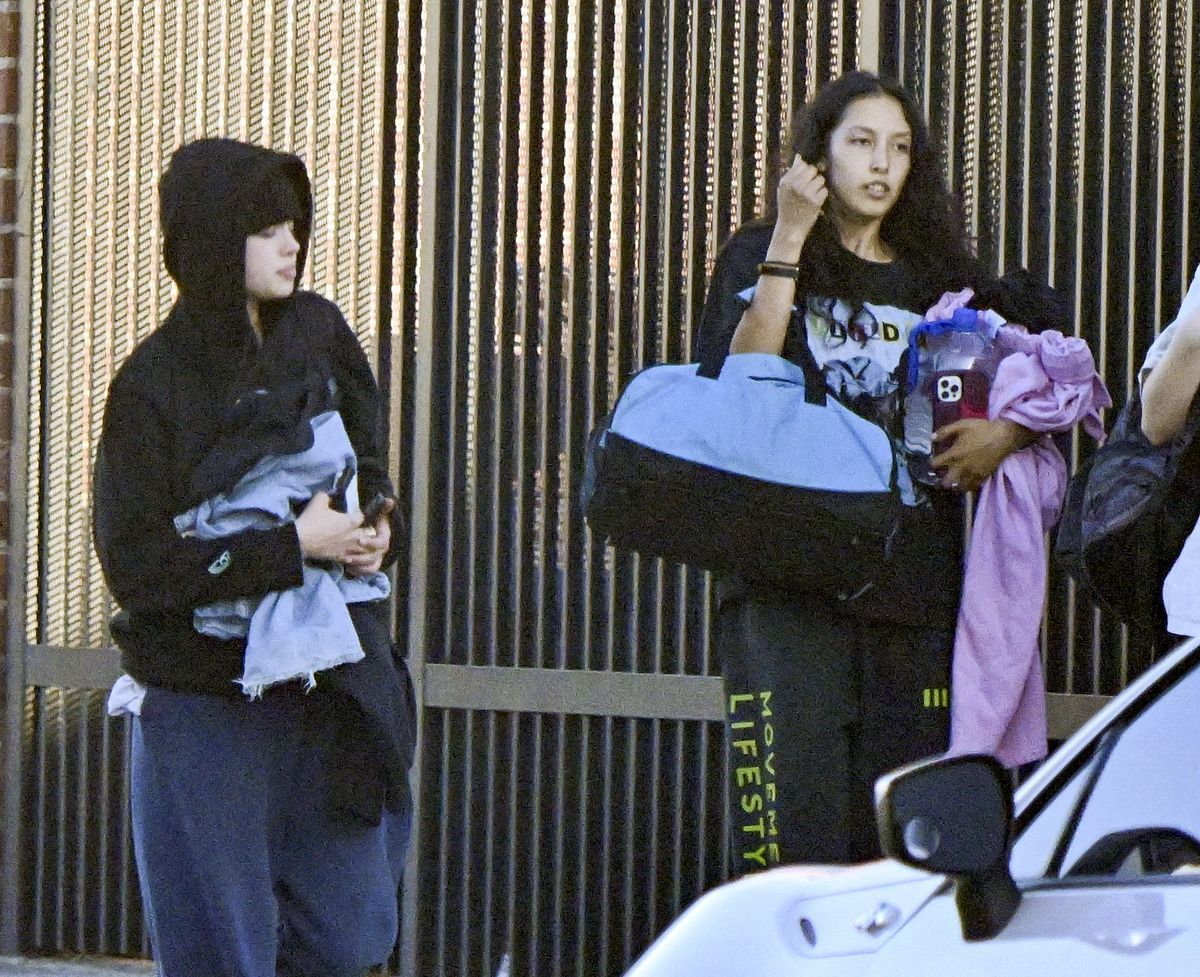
[757,260,800,280]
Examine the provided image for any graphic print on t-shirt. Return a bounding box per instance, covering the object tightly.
[803,297,923,382]
[802,295,927,505]
[732,286,924,408]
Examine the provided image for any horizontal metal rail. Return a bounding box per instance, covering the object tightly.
[25,645,1109,740]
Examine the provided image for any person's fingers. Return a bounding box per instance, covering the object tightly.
[344,551,384,576]
[296,493,369,561]
[786,154,809,176]
[940,470,966,492]
[938,459,984,492]
[353,528,389,554]
[780,167,826,217]
[371,498,397,533]
[932,419,967,443]
[347,529,380,552]
[371,518,392,552]
[930,443,959,467]
[782,160,820,187]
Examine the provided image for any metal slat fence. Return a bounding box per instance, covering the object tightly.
[5,1,1200,974]
[405,1,863,974]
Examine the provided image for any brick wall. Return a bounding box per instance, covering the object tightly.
[0,0,18,677]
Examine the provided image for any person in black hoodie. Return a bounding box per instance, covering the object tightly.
[92,138,413,977]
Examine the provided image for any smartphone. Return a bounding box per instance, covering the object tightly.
[329,467,355,513]
[360,491,391,526]
[931,369,990,431]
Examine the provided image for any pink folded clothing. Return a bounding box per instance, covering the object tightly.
[948,329,1110,767]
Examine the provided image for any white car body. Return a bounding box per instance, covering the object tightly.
[626,637,1200,976]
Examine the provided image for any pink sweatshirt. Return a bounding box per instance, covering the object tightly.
[948,327,1110,767]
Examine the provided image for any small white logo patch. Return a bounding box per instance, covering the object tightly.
[208,551,232,575]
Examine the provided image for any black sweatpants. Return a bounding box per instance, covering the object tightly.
[719,589,951,872]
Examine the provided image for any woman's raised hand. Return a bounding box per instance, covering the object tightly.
[776,155,828,241]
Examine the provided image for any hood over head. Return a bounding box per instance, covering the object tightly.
[159,138,312,316]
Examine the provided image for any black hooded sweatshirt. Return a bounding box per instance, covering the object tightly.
[93,139,412,820]
[93,138,399,689]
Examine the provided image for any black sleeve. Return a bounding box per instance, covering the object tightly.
[694,227,767,378]
[969,268,1073,336]
[92,372,305,615]
[327,308,406,570]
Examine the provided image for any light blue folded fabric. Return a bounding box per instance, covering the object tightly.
[175,410,391,698]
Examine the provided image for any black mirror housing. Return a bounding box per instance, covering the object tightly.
[876,753,1021,941]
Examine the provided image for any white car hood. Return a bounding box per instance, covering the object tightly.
[626,859,947,976]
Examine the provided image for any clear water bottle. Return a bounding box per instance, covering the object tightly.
[904,308,1000,485]
[904,379,936,481]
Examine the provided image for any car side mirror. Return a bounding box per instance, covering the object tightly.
[876,753,1021,941]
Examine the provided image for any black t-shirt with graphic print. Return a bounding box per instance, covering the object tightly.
[695,220,966,630]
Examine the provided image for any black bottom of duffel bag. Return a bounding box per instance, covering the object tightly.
[582,431,898,599]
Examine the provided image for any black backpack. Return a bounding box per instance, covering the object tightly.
[1054,389,1200,633]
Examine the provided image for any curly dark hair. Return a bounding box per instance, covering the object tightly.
[772,71,986,301]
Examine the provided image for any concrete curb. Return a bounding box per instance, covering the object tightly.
[0,958,153,976]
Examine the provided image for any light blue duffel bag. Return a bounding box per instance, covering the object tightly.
[581,352,900,596]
